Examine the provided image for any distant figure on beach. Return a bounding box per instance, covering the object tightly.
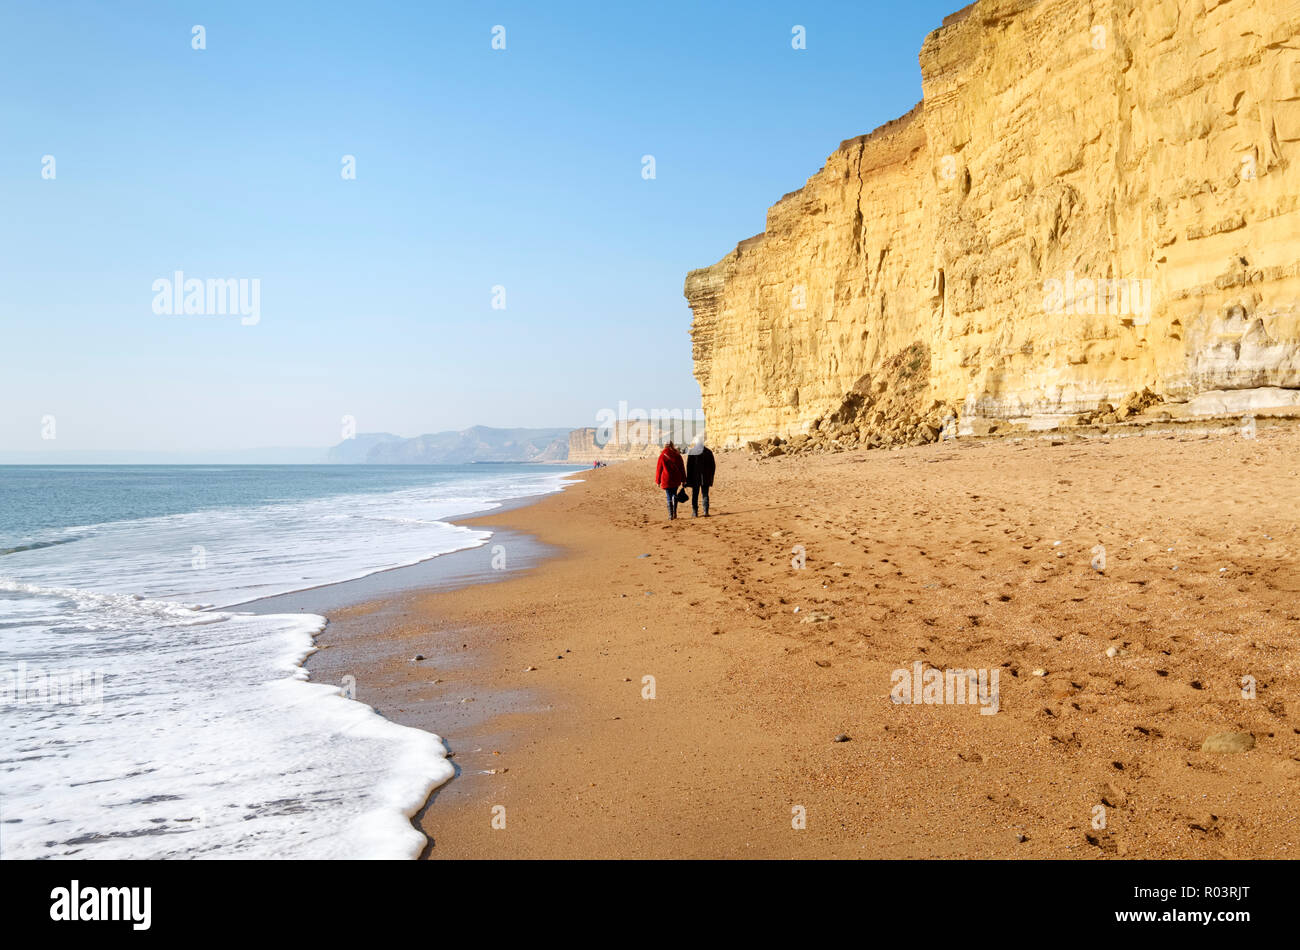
[685,433,715,517]
[654,440,687,520]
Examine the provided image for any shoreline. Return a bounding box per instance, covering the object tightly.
[237,487,580,617]
[227,471,585,858]
[295,481,589,854]
[311,423,1300,858]
[233,477,586,847]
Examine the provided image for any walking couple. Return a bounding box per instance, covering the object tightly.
[654,434,715,520]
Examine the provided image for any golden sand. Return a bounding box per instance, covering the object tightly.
[314,421,1300,858]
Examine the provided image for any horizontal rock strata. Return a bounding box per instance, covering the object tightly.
[686,0,1300,449]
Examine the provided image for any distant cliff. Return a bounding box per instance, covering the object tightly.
[568,417,705,463]
[686,0,1300,448]
[328,426,571,464]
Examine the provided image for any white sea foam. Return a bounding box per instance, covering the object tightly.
[1,470,571,607]
[0,467,576,858]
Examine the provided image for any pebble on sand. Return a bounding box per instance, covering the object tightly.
[1200,731,1255,754]
[833,733,851,743]
[412,654,425,661]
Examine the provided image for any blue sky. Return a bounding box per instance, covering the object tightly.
[1,0,957,455]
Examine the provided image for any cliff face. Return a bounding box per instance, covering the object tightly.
[568,427,654,463]
[686,0,1300,447]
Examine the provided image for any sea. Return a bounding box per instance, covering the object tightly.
[0,464,580,859]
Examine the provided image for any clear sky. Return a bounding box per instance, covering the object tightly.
[1,0,958,456]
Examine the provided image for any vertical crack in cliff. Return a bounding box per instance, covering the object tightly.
[852,139,867,263]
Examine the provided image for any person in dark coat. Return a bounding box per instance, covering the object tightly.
[654,440,687,520]
[684,433,715,517]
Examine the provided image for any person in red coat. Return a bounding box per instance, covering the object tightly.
[655,441,687,520]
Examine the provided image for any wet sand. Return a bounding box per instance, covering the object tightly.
[311,421,1300,858]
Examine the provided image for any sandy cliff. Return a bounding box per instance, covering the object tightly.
[568,418,705,463]
[686,0,1300,448]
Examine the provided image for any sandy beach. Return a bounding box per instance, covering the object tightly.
[309,420,1300,859]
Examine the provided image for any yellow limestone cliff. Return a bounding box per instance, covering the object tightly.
[685,0,1300,448]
